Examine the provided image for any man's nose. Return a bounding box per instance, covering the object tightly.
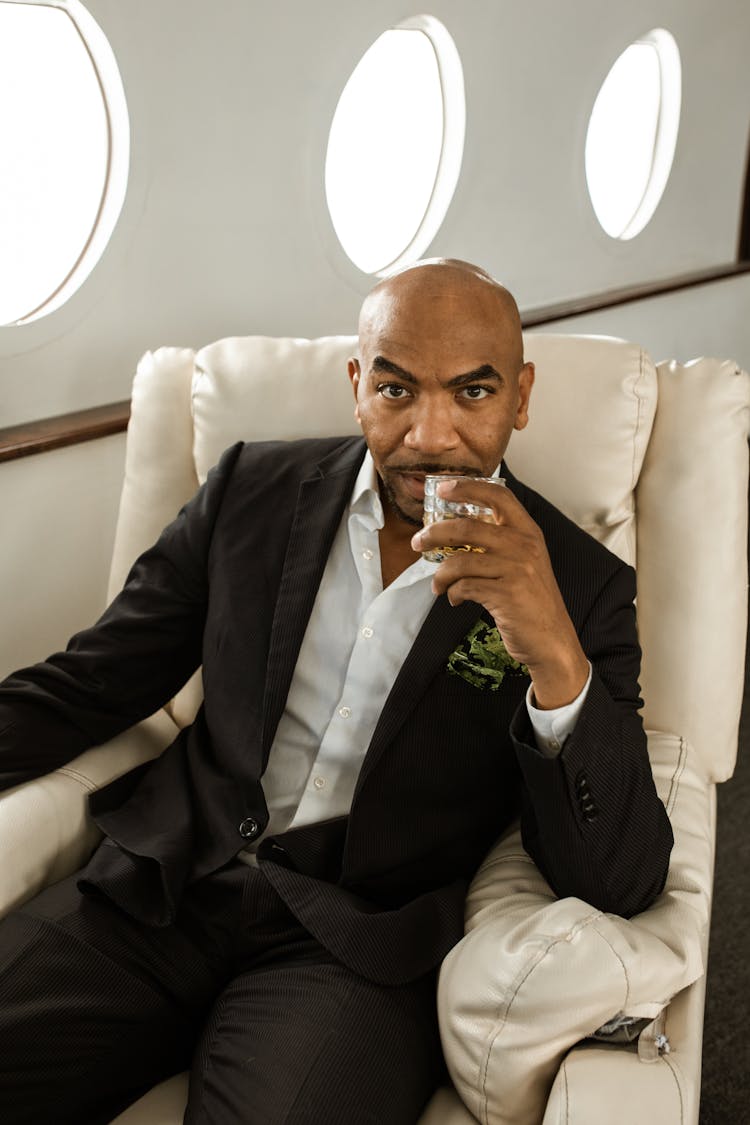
[403,399,460,453]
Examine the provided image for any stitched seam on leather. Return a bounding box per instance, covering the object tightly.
[483,849,533,863]
[474,852,535,874]
[664,737,688,817]
[630,347,648,491]
[477,911,606,1123]
[478,952,550,1124]
[661,1053,686,1122]
[590,917,632,1010]
[56,767,98,793]
[562,1056,570,1124]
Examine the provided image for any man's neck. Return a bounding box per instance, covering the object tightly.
[378,510,422,588]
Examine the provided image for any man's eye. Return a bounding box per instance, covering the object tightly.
[378,384,410,400]
[460,386,493,400]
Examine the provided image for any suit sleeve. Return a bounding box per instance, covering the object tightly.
[0,442,244,791]
[509,562,674,917]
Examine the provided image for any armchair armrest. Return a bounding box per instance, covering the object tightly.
[0,709,179,918]
[437,731,713,1125]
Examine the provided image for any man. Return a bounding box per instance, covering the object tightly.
[0,260,672,1124]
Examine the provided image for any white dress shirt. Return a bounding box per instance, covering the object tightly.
[239,453,589,863]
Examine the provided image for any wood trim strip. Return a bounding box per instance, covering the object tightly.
[0,401,130,464]
[2,260,749,464]
[521,261,750,326]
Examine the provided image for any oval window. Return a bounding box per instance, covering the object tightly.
[585,29,681,240]
[325,15,465,275]
[0,0,129,325]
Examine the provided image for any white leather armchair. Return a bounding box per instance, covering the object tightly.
[0,333,747,1124]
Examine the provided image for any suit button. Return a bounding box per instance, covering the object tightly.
[575,771,598,821]
[239,817,260,840]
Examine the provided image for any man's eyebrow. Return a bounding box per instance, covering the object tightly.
[446,365,504,388]
[371,356,505,387]
[371,356,418,383]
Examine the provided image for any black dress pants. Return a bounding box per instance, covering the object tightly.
[0,859,444,1124]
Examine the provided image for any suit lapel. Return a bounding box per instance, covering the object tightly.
[354,595,486,791]
[263,455,524,774]
[261,439,366,765]
[355,462,523,789]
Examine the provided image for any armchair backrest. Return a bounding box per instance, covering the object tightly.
[109,334,749,783]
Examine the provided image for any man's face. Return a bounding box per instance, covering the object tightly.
[348,273,534,528]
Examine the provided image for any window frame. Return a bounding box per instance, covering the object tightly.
[324,13,465,277]
[0,0,130,325]
[585,27,681,242]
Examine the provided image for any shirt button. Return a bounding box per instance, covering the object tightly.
[238,817,260,840]
[549,740,560,752]
[361,626,374,639]
[338,706,351,719]
[362,549,374,560]
[313,776,326,790]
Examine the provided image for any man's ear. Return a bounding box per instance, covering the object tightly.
[348,357,362,424]
[513,362,535,431]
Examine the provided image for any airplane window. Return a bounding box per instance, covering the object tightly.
[0,0,129,325]
[325,15,465,275]
[585,29,681,240]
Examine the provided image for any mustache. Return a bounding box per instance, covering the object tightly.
[383,461,484,477]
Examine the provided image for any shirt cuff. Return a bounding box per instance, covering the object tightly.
[525,662,593,758]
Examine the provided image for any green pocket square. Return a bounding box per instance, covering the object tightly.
[446,620,529,691]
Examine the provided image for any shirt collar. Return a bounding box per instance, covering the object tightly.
[348,451,440,587]
[349,450,384,527]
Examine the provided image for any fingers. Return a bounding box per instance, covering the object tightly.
[433,477,525,526]
[412,507,551,619]
[413,521,536,607]
[431,555,532,603]
[412,517,495,556]
[412,515,533,560]
[434,575,506,608]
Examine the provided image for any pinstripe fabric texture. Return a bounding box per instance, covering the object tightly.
[0,862,443,1124]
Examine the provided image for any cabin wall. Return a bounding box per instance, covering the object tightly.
[539,274,750,365]
[1,0,749,425]
[1,0,749,674]
[0,436,125,678]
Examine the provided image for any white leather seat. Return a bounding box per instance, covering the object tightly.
[1,333,747,1124]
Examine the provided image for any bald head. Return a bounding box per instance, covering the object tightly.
[358,258,524,374]
[348,258,534,530]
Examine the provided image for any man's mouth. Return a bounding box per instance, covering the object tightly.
[389,466,483,503]
[378,463,485,526]
[398,472,428,501]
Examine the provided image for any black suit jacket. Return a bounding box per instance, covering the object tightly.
[0,437,672,983]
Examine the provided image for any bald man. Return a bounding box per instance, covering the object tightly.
[0,261,672,1125]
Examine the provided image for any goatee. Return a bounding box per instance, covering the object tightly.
[379,461,485,528]
[381,479,423,527]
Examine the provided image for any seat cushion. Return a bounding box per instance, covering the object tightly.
[189,333,658,566]
[191,334,360,484]
[437,730,712,1125]
[515,334,657,563]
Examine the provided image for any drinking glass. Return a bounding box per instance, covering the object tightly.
[422,475,505,562]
